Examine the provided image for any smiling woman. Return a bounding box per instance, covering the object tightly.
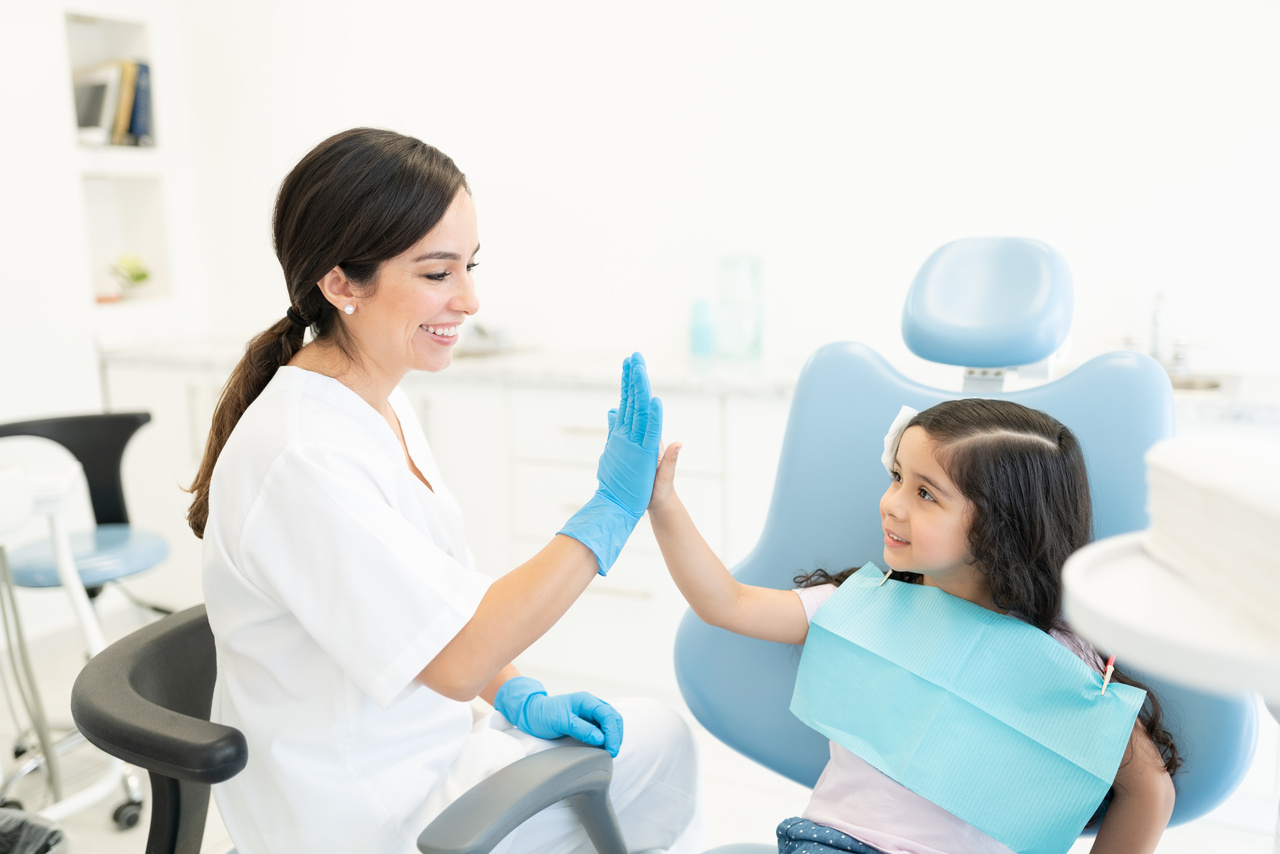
[182,128,700,854]
[186,128,473,532]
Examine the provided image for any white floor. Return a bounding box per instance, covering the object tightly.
[2,603,1278,854]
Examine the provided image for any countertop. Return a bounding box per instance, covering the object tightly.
[99,338,1280,419]
[98,337,807,397]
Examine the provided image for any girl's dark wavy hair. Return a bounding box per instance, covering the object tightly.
[796,397,1181,777]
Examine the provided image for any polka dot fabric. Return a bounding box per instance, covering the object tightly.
[776,817,890,854]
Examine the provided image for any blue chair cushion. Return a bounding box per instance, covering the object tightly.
[902,237,1073,368]
[6,523,168,589]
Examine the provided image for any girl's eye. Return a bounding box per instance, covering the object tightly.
[918,487,935,502]
[890,469,902,483]
[466,262,479,272]
[423,272,449,282]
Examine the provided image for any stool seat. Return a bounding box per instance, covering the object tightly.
[7,523,168,589]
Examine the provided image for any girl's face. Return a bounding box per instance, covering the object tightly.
[879,426,985,601]
[349,188,480,377]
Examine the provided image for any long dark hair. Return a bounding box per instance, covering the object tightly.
[797,398,1181,776]
[186,128,469,537]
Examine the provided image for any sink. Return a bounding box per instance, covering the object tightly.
[1169,375,1222,391]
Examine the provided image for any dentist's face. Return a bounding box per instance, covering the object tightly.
[350,189,480,376]
[879,426,975,588]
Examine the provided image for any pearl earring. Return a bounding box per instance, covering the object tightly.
[343,304,355,315]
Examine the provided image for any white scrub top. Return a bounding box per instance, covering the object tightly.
[202,366,493,853]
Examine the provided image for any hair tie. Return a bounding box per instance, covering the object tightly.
[285,306,309,330]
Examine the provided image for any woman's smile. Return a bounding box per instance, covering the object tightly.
[420,323,461,344]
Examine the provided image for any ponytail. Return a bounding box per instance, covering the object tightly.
[186,317,305,537]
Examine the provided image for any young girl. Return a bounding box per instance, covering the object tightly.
[649,397,1178,854]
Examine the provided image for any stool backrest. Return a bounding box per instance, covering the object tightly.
[0,413,151,525]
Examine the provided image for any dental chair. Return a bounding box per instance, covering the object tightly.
[70,604,631,854]
[675,237,1258,852]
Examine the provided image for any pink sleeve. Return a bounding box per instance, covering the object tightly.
[793,583,838,623]
[1051,627,1107,673]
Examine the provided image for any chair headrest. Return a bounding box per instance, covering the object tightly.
[901,237,1073,368]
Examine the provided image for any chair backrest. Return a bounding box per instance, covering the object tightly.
[71,605,247,854]
[0,413,151,525]
[673,238,1256,828]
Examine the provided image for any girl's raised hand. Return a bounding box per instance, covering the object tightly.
[650,441,683,511]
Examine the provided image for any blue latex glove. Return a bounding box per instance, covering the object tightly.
[493,676,624,758]
[558,352,663,575]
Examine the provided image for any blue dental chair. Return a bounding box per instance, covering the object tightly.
[677,238,1258,852]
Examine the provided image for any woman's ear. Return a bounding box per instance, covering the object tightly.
[316,266,357,312]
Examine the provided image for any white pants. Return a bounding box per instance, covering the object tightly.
[432,697,704,854]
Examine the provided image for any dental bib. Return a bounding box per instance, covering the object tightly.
[791,565,1144,854]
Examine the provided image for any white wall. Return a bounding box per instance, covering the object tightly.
[2,0,1276,638]
[175,0,1280,381]
[4,1,1278,416]
[0,3,104,422]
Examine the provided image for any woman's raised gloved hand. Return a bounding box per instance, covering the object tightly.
[493,676,624,757]
[558,352,662,574]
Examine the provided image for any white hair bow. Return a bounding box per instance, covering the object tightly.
[881,405,919,475]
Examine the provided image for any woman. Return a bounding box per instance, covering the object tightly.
[187,128,700,853]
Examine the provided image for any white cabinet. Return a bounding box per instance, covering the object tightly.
[408,381,513,581]
[404,367,792,693]
[100,360,227,611]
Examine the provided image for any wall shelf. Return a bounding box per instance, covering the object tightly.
[62,11,171,308]
[76,145,165,177]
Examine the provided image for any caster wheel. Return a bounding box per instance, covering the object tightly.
[113,800,142,830]
[0,798,23,810]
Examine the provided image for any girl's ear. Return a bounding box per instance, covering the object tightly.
[317,265,358,310]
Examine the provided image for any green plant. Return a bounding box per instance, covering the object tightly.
[108,254,150,291]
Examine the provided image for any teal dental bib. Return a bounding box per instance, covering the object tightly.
[790,565,1144,854]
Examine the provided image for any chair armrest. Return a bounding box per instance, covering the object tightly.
[417,745,626,854]
[71,688,247,785]
[69,606,247,784]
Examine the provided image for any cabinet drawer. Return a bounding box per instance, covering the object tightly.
[513,538,680,600]
[510,462,725,557]
[509,388,722,475]
[512,569,688,692]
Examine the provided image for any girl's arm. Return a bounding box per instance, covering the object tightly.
[1089,721,1176,853]
[649,442,809,645]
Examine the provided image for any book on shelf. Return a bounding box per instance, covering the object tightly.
[128,63,153,146]
[109,60,138,145]
[73,59,154,147]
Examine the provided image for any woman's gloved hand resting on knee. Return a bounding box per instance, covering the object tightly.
[494,676,624,757]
